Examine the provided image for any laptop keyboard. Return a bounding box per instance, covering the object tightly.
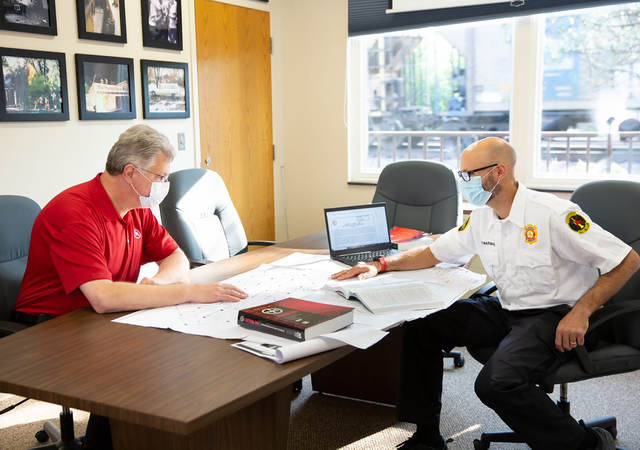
[339,249,394,263]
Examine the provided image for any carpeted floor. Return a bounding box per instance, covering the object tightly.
[2,347,639,449]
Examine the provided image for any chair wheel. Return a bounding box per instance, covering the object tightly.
[473,438,490,450]
[454,355,465,368]
[35,430,49,443]
[606,426,617,439]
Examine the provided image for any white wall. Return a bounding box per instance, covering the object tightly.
[277,0,376,239]
[0,0,367,242]
[0,0,198,207]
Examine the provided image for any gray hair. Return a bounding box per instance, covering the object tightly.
[105,125,176,175]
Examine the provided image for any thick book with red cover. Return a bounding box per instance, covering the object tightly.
[237,298,354,342]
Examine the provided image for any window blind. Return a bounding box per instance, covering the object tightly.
[349,0,637,36]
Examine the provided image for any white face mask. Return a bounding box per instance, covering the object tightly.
[130,167,170,209]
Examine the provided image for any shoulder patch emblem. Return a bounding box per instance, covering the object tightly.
[458,216,470,232]
[566,212,590,234]
[524,224,538,244]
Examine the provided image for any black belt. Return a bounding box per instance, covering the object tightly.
[12,311,54,326]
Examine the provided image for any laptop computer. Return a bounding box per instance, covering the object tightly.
[324,202,400,266]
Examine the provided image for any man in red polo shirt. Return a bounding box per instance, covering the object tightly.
[14,124,247,449]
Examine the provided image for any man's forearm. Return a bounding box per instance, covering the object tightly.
[153,249,190,284]
[82,280,199,313]
[380,246,440,272]
[572,250,640,317]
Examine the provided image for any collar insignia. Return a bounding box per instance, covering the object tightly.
[458,216,470,232]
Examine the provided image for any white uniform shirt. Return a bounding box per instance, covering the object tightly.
[430,184,631,310]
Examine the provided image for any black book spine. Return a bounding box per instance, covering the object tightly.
[238,312,305,342]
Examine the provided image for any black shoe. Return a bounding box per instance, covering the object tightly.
[591,427,615,450]
[396,433,448,450]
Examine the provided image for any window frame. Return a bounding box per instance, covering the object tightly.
[347,8,640,189]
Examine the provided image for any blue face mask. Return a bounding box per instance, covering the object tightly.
[459,168,499,206]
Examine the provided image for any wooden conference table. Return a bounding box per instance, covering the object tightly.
[0,233,404,450]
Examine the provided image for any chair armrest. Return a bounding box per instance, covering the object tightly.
[574,299,640,374]
[189,258,211,268]
[247,240,277,247]
[586,300,640,333]
[0,320,28,337]
[470,281,497,298]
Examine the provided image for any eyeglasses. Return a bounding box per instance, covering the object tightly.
[457,163,497,182]
[135,166,169,183]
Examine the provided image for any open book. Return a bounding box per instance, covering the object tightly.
[326,277,445,314]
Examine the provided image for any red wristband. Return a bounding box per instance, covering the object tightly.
[377,257,388,273]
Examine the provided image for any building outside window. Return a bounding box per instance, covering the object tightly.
[348,3,640,189]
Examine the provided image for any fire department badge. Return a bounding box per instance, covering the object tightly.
[524,224,538,244]
[566,212,590,234]
[458,216,470,232]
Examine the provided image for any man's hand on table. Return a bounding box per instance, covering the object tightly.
[331,261,381,281]
[139,275,247,302]
[190,283,249,303]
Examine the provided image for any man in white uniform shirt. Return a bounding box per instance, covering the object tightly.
[332,137,639,450]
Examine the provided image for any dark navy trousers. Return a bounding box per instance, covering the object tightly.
[397,296,596,450]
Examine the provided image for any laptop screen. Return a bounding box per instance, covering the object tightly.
[324,203,390,252]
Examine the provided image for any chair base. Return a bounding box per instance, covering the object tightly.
[472,416,617,450]
[29,408,84,450]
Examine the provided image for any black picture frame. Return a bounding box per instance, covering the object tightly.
[141,59,189,119]
[76,0,127,43]
[0,0,57,35]
[140,0,182,51]
[75,53,136,120]
[0,47,69,122]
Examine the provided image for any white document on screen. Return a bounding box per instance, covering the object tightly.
[113,252,485,363]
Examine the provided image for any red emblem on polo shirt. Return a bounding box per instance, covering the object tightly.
[133,229,142,240]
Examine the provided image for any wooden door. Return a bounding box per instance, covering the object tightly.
[195,1,274,241]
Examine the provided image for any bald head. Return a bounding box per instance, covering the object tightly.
[462,137,516,170]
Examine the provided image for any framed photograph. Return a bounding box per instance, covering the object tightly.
[141,0,182,51]
[76,0,127,43]
[75,54,136,120]
[0,0,57,35]
[141,60,189,119]
[0,47,69,122]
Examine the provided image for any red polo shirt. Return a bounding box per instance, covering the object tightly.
[15,174,179,316]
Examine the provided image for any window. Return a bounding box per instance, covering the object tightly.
[539,5,640,178]
[348,3,640,188]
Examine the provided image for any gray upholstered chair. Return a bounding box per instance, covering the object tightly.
[469,180,640,449]
[0,195,82,448]
[0,195,40,337]
[373,160,465,367]
[160,168,275,267]
[372,160,460,234]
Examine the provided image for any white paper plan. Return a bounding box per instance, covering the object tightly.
[114,252,486,362]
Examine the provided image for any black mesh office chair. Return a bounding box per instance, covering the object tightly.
[373,160,460,234]
[469,180,640,449]
[373,160,465,367]
[0,195,83,449]
[159,168,275,267]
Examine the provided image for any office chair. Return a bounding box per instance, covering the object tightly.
[0,195,83,449]
[373,160,465,368]
[160,168,275,267]
[468,180,640,449]
[0,196,83,448]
